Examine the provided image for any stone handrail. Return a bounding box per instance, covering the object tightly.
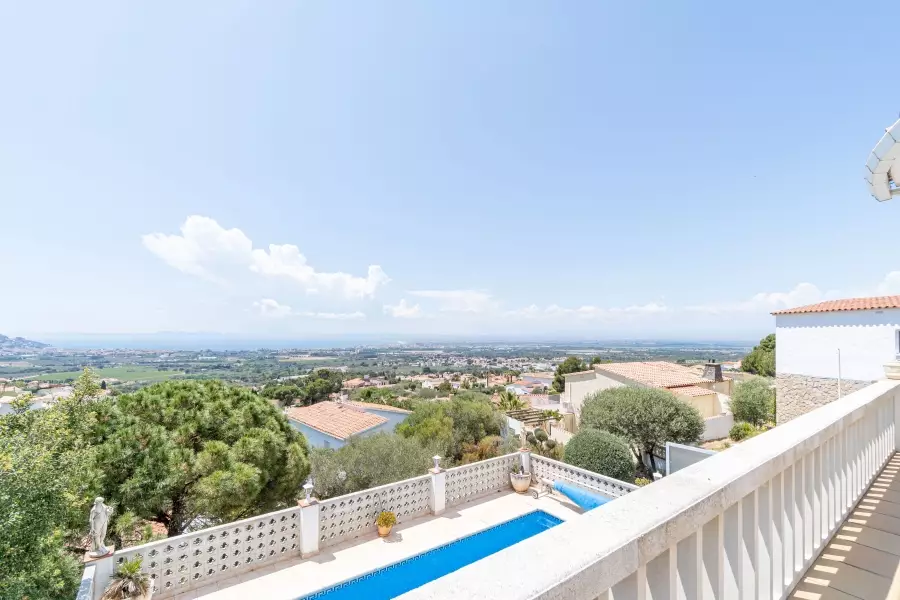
[112,504,303,599]
[530,454,638,498]
[444,453,519,507]
[403,379,900,599]
[318,474,432,549]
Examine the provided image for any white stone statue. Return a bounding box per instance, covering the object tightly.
[88,497,114,557]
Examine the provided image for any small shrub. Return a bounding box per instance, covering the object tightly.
[729,422,756,441]
[101,556,150,600]
[376,511,396,527]
[634,477,652,487]
[564,429,634,482]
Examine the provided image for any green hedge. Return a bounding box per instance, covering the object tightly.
[563,429,634,482]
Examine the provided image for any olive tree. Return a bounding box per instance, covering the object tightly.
[730,378,775,426]
[580,387,704,476]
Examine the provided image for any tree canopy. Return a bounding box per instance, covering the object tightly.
[95,380,310,536]
[396,392,504,462]
[0,370,102,600]
[741,334,775,377]
[551,357,587,392]
[580,387,704,475]
[730,378,775,426]
[260,369,342,407]
[309,434,439,499]
[564,429,634,482]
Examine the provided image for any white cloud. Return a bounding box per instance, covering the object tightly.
[876,271,900,295]
[142,216,252,283]
[253,298,293,318]
[298,311,366,320]
[383,299,423,318]
[686,282,829,315]
[408,290,496,313]
[507,302,669,320]
[143,216,390,298]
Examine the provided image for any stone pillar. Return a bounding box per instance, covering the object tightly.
[519,448,532,474]
[298,499,320,558]
[429,455,446,516]
[82,547,115,600]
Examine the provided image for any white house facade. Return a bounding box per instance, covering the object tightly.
[774,296,900,422]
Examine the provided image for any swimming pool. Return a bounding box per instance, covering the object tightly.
[299,510,563,600]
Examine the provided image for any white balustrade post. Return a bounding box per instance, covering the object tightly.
[83,550,115,600]
[298,480,320,558]
[519,448,532,475]
[430,455,446,516]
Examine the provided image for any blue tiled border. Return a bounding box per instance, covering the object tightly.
[298,510,562,600]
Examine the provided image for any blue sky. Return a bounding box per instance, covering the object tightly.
[2,1,900,342]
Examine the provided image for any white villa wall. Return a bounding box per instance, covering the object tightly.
[563,371,623,416]
[776,308,900,380]
[775,308,900,421]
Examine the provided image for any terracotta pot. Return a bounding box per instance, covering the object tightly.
[510,472,532,493]
[377,524,393,538]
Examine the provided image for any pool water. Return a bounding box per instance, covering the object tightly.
[299,510,563,600]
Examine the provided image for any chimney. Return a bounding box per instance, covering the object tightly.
[702,360,724,382]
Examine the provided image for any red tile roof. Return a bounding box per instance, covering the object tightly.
[286,401,387,440]
[772,296,900,315]
[595,361,714,389]
[670,385,717,398]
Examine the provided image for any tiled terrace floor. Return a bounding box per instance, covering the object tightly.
[792,453,900,600]
[173,490,583,600]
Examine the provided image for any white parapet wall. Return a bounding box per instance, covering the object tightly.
[402,379,900,600]
[318,474,432,549]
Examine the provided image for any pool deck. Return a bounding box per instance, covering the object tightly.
[173,490,583,600]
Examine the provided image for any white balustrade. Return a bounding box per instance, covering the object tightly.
[318,474,431,549]
[530,454,639,498]
[111,506,303,599]
[82,447,637,599]
[403,379,900,600]
[444,453,520,507]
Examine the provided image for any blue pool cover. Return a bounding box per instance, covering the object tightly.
[298,510,563,600]
[552,481,612,511]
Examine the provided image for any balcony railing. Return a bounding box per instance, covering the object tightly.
[403,378,900,600]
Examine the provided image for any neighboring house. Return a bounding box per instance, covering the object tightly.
[564,361,733,441]
[520,372,554,387]
[505,382,530,396]
[773,295,900,423]
[286,401,392,449]
[342,378,368,390]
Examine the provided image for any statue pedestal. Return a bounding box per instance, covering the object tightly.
[83,546,115,562]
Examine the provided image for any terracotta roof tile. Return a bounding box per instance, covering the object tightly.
[772,295,900,315]
[595,361,714,389]
[286,401,387,440]
[670,385,717,398]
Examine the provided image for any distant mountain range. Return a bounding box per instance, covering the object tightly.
[0,334,50,350]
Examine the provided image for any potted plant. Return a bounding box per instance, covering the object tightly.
[509,464,532,493]
[101,556,152,600]
[376,510,396,538]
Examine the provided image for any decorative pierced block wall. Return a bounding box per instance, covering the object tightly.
[444,453,519,507]
[114,506,301,599]
[318,475,431,549]
[530,455,637,498]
